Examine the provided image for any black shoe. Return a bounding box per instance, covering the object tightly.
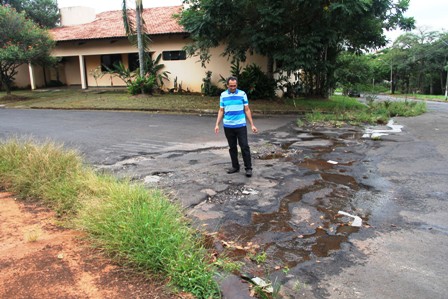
[227,167,240,174]
[245,169,252,177]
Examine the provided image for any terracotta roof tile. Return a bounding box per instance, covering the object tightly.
[50,6,187,41]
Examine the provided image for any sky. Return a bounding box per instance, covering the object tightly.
[385,0,447,42]
[58,0,447,43]
[57,0,183,11]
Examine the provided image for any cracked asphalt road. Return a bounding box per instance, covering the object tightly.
[1,105,447,299]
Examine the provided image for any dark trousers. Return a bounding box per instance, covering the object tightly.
[224,126,252,170]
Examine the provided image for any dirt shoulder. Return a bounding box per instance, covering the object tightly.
[0,192,177,299]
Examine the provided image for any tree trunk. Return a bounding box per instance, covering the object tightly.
[4,81,11,95]
[136,3,145,94]
[267,55,274,79]
[136,10,144,78]
[0,73,11,95]
[42,65,47,87]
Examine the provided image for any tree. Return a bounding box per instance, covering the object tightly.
[179,0,414,98]
[1,0,60,28]
[334,52,372,94]
[0,5,55,94]
[387,29,447,94]
[122,0,149,78]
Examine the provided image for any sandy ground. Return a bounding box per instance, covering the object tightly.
[0,192,180,299]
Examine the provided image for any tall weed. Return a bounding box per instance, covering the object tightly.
[0,139,84,215]
[0,139,220,298]
[78,180,219,298]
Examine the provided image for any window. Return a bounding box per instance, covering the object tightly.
[162,50,186,61]
[101,54,122,72]
[128,53,139,72]
[128,52,154,71]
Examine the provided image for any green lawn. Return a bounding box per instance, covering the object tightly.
[0,89,302,113]
[389,93,447,102]
[0,88,362,114]
[1,88,428,125]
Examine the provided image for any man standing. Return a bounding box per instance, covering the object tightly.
[215,76,258,177]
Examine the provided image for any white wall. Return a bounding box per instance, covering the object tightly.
[13,64,49,89]
[60,6,96,26]
[51,35,268,92]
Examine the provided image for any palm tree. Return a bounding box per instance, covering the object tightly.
[122,0,149,79]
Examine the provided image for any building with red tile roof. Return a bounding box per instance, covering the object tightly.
[14,6,267,93]
[51,6,187,42]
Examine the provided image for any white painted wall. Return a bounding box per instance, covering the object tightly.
[60,6,96,26]
[51,35,268,92]
[14,64,48,89]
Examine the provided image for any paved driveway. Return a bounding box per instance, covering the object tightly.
[0,109,295,164]
[1,105,447,298]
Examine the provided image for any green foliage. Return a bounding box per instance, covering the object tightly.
[214,258,244,273]
[304,95,427,125]
[386,30,448,95]
[0,5,55,94]
[122,0,148,77]
[335,29,448,97]
[89,66,104,87]
[179,0,414,98]
[104,62,133,86]
[250,251,267,264]
[0,139,85,216]
[368,99,427,117]
[0,139,220,298]
[238,63,276,99]
[103,54,169,95]
[5,0,60,28]
[144,53,170,87]
[201,71,223,96]
[127,75,156,95]
[220,61,276,99]
[335,52,373,94]
[78,182,219,298]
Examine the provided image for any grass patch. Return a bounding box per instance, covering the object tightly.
[1,89,427,128]
[0,88,362,114]
[304,95,426,126]
[286,95,365,112]
[0,139,220,298]
[0,89,300,113]
[392,93,447,102]
[0,139,85,215]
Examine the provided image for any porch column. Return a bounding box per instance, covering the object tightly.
[79,55,87,89]
[28,63,36,90]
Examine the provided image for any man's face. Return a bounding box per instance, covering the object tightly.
[228,80,237,93]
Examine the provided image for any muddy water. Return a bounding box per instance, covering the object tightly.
[216,128,366,274]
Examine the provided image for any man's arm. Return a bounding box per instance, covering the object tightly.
[244,105,258,133]
[215,107,224,134]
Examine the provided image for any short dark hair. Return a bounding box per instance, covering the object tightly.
[227,76,238,84]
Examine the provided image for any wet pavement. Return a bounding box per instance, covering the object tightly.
[98,121,382,298]
[1,105,447,298]
[96,109,448,298]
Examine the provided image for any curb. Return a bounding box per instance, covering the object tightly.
[22,106,304,116]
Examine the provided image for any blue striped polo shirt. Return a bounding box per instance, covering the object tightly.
[220,89,248,128]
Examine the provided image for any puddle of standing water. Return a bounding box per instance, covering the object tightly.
[321,173,359,189]
[297,159,335,171]
[214,130,367,271]
[218,179,361,268]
